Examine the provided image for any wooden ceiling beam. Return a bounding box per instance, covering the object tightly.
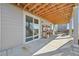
[60,7,72,13]
[53,11,72,20]
[35,4,57,15]
[41,8,72,21]
[40,4,74,17]
[50,4,73,14]
[29,4,41,11]
[34,3,49,13]
[38,4,66,16]
[51,7,72,17]
[12,3,75,24]
[58,10,72,20]
[53,12,71,20]
[23,4,30,10]
[65,9,73,20]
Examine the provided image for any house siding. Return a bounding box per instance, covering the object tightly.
[1,3,24,50]
[0,4,52,56]
[0,4,1,54]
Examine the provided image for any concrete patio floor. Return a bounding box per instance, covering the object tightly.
[1,34,79,56]
[5,35,57,56]
[33,35,75,56]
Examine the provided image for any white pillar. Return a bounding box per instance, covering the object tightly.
[73,4,79,47]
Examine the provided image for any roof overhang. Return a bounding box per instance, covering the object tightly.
[12,3,75,24]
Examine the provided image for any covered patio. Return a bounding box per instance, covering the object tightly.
[0,3,79,56]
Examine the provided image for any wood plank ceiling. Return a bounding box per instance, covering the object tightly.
[13,3,75,24]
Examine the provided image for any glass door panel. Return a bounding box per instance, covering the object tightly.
[26,15,33,42]
[33,19,39,39]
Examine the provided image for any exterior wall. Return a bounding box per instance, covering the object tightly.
[23,11,42,41]
[0,4,1,55]
[23,10,52,40]
[0,4,52,56]
[1,4,24,50]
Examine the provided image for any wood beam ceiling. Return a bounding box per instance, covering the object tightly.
[38,4,67,16]
[23,3,30,10]
[29,4,41,11]
[40,4,74,17]
[12,3,75,24]
[41,7,73,21]
[33,3,49,13]
[35,4,57,15]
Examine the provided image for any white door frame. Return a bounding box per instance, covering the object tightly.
[23,11,40,44]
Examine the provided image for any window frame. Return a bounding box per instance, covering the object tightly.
[23,11,40,44]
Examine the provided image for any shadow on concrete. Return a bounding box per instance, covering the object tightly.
[34,41,74,56]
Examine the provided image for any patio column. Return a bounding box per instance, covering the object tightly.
[70,4,79,55]
[73,4,79,46]
[69,19,72,37]
[72,4,79,55]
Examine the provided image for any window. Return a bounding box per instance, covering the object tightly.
[25,15,40,42]
[33,19,39,39]
[26,15,33,42]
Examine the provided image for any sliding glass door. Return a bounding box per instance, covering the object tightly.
[26,15,33,42]
[26,15,40,42]
[33,19,39,39]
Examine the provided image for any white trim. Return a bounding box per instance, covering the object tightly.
[23,11,26,44]
[24,38,40,45]
[23,10,41,44]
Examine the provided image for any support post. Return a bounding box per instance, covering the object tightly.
[71,4,79,55]
[69,19,72,37]
[73,5,79,46]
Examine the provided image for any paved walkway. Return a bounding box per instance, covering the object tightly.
[33,35,73,56]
